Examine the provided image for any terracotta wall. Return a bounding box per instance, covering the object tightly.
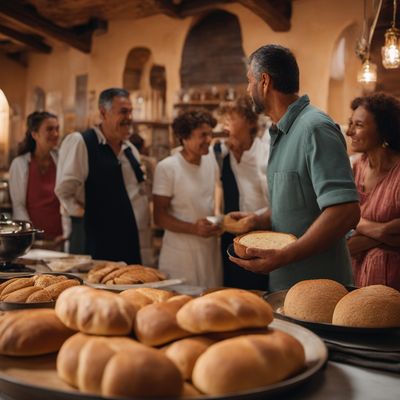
[0,0,372,154]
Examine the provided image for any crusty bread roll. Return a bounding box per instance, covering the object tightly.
[1,286,42,302]
[234,230,297,259]
[120,287,175,309]
[86,262,121,283]
[0,309,75,356]
[183,382,202,397]
[222,214,248,234]
[55,286,136,335]
[44,279,80,300]
[134,295,192,346]
[283,279,348,323]
[26,288,53,303]
[332,285,400,327]
[57,333,183,397]
[163,337,215,380]
[0,277,35,297]
[192,330,305,395]
[176,289,273,333]
[33,274,67,288]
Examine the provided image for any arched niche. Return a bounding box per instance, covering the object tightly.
[327,23,362,126]
[123,47,152,91]
[0,89,10,169]
[180,10,247,88]
[123,47,167,121]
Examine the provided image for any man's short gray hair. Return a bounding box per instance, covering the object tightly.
[98,88,130,110]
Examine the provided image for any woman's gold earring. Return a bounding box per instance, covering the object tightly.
[382,141,389,148]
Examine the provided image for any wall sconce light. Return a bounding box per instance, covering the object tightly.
[381,0,400,68]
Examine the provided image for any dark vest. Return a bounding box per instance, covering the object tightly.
[82,129,142,264]
[215,145,268,290]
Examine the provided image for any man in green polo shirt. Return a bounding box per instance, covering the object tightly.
[229,44,360,291]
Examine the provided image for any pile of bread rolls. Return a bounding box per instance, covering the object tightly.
[87,262,166,285]
[0,285,307,398]
[282,279,400,327]
[0,274,80,303]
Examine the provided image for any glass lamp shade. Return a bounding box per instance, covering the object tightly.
[357,60,378,83]
[381,27,400,69]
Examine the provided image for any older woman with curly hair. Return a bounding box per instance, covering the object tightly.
[152,110,222,287]
[346,92,400,290]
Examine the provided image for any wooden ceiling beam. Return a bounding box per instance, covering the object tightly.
[178,0,233,18]
[0,0,91,53]
[237,0,291,31]
[0,24,51,53]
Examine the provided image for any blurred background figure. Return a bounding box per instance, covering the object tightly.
[153,110,222,287]
[216,95,270,290]
[9,111,65,249]
[346,92,400,290]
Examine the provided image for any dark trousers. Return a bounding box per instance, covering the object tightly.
[69,216,86,255]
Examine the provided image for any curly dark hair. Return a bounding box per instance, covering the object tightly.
[172,110,217,144]
[350,92,400,152]
[17,111,57,155]
[218,95,259,136]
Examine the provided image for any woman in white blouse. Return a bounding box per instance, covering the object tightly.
[153,110,222,287]
[9,111,65,247]
[216,96,270,290]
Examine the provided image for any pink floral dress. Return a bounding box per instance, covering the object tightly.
[352,155,400,290]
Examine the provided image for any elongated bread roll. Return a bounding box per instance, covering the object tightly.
[1,286,42,302]
[120,287,175,309]
[0,277,35,297]
[192,330,305,395]
[0,309,75,356]
[163,336,215,380]
[55,286,136,335]
[57,333,183,397]
[134,295,192,346]
[176,289,273,333]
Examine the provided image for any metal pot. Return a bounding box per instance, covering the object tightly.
[0,215,43,263]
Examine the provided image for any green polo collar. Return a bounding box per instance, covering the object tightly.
[276,95,310,135]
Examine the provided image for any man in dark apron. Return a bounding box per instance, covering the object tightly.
[56,88,144,264]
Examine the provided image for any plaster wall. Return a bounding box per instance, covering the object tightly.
[1,0,368,147]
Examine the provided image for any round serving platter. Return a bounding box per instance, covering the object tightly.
[0,319,327,400]
[264,290,400,335]
[0,272,83,311]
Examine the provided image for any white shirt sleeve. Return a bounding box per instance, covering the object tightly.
[152,160,174,197]
[8,155,30,221]
[55,132,88,217]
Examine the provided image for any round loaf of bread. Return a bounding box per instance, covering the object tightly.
[176,289,273,333]
[233,230,297,259]
[134,295,192,346]
[57,333,183,397]
[332,285,400,327]
[192,330,305,395]
[283,279,348,323]
[55,286,136,335]
[0,309,75,356]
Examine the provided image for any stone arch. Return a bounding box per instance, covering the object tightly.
[123,47,152,91]
[180,10,247,88]
[327,23,362,125]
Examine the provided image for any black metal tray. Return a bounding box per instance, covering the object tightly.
[0,272,83,311]
[0,319,327,400]
[264,289,400,335]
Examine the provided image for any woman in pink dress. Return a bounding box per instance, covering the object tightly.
[9,111,64,247]
[346,93,400,290]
